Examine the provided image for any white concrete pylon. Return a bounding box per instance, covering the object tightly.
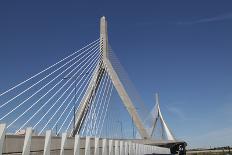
[0,124,6,155]
[85,136,90,155]
[150,93,175,140]
[22,127,32,155]
[72,16,149,139]
[140,144,143,155]
[120,141,124,155]
[152,146,155,154]
[148,145,150,154]
[133,143,136,154]
[109,140,113,155]
[129,141,133,154]
[158,104,175,140]
[137,144,140,154]
[140,144,142,154]
[43,130,51,155]
[74,135,80,155]
[125,142,128,155]
[131,143,134,154]
[60,133,67,155]
[145,145,147,154]
[102,139,107,155]
[94,137,99,155]
[143,145,145,154]
[135,143,139,155]
[115,140,119,155]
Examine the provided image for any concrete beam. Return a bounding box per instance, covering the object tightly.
[74,135,80,155]
[109,140,113,155]
[115,140,119,155]
[102,139,107,155]
[120,141,124,155]
[84,136,90,155]
[0,124,6,155]
[43,130,51,155]
[22,127,32,155]
[125,142,128,155]
[94,137,99,155]
[60,133,67,155]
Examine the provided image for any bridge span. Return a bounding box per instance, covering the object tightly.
[1,125,171,155]
[0,16,186,155]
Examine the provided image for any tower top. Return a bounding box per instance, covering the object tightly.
[155,92,160,106]
[100,16,108,59]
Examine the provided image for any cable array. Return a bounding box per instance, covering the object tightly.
[0,38,151,139]
[108,44,150,128]
[0,39,101,135]
[78,63,114,137]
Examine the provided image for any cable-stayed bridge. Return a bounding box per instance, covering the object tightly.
[0,17,186,155]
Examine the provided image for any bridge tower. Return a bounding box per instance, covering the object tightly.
[72,17,149,139]
[150,93,175,140]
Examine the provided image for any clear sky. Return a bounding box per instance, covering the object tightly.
[1,0,232,148]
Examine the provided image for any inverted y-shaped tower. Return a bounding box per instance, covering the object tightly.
[71,16,149,139]
[150,93,175,140]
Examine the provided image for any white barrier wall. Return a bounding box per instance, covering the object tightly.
[0,124,171,155]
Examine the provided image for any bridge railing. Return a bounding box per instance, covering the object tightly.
[0,124,170,155]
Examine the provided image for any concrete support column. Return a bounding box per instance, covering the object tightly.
[60,133,67,155]
[22,127,32,155]
[74,135,80,155]
[115,140,119,155]
[119,141,124,155]
[129,141,133,154]
[150,146,152,154]
[152,146,155,154]
[125,142,128,155]
[43,130,51,155]
[132,143,135,154]
[102,139,107,155]
[146,145,148,154]
[135,143,139,155]
[109,140,113,155]
[139,144,142,155]
[0,124,6,155]
[144,145,146,154]
[94,137,99,155]
[85,136,90,155]
[142,144,145,154]
[148,145,150,154]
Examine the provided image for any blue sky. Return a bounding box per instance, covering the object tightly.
[0,0,232,148]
